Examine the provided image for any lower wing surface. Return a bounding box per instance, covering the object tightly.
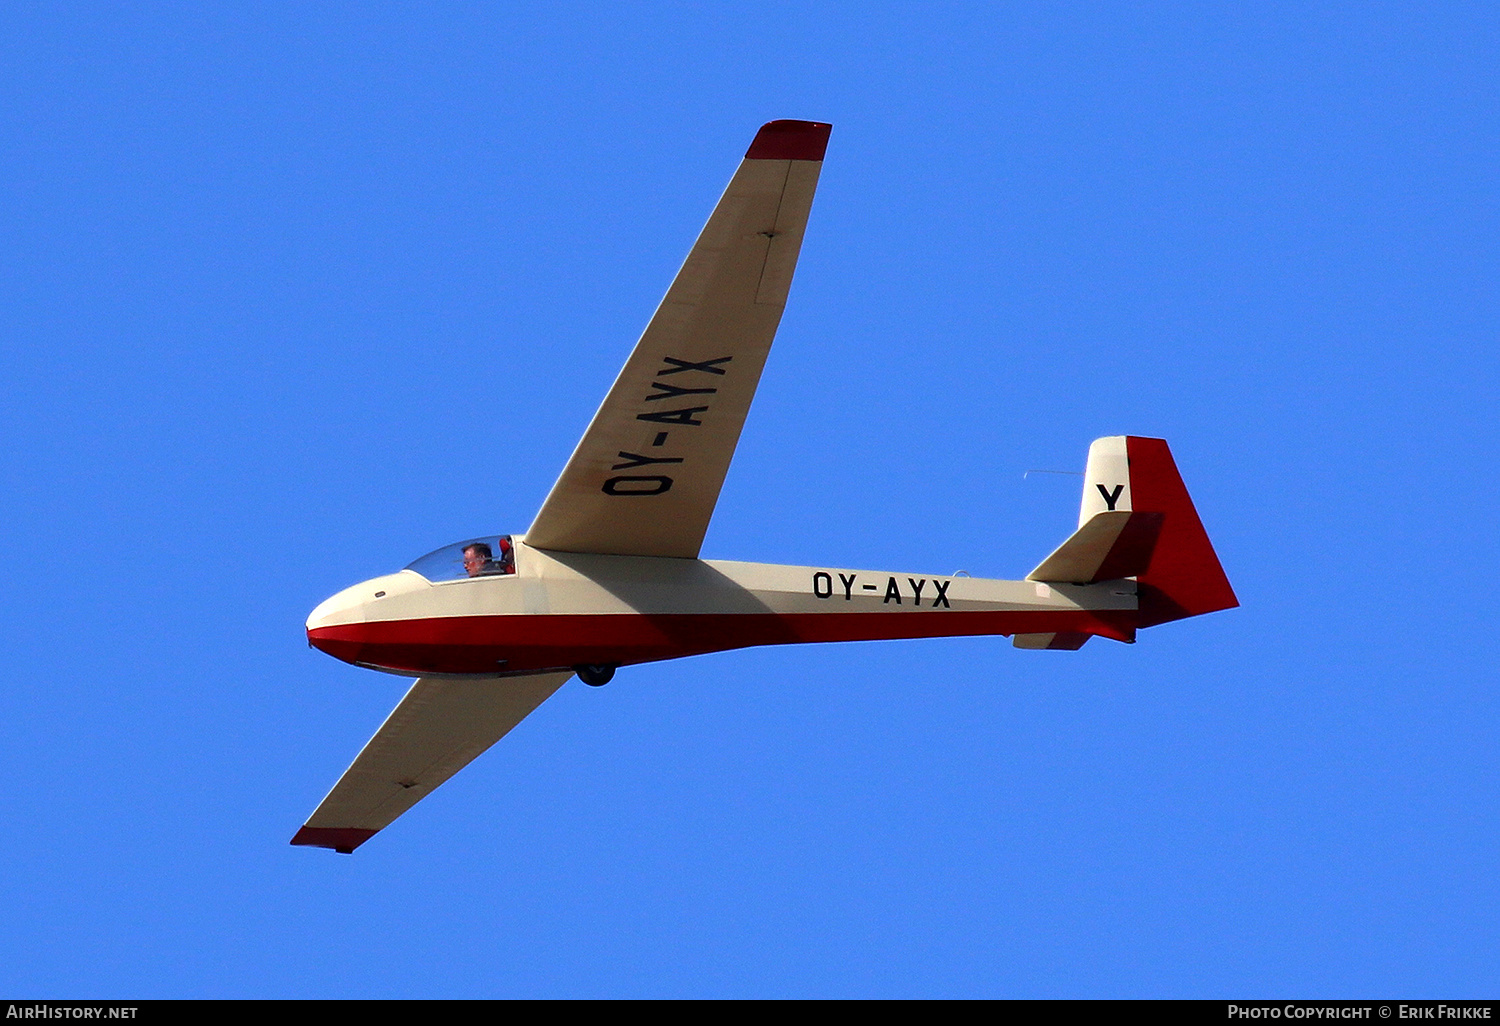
[291,671,573,853]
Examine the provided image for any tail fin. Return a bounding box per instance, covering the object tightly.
[1033,436,1237,628]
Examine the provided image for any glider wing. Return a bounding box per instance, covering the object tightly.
[526,120,831,557]
[290,671,572,853]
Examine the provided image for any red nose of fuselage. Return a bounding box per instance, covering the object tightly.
[305,567,690,677]
[305,623,363,665]
[305,572,548,676]
[305,573,436,673]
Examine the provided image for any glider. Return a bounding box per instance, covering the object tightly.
[294,120,1237,854]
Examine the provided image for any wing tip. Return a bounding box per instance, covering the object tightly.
[290,825,378,854]
[746,120,832,161]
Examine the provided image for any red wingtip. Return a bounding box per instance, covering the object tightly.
[291,825,378,854]
[746,120,832,161]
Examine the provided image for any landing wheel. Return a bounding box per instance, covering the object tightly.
[574,664,617,687]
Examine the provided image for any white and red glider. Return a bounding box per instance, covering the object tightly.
[294,120,1237,854]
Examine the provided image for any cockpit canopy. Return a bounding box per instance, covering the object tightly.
[404,535,516,582]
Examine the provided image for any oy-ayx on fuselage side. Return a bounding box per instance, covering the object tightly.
[306,540,1140,678]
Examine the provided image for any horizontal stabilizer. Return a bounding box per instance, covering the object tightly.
[1027,510,1163,584]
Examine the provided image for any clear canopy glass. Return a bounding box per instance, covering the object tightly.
[404,535,516,582]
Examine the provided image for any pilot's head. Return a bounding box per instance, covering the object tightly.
[462,542,494,577]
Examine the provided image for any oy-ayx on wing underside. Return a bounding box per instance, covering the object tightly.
[293,120,1236,854]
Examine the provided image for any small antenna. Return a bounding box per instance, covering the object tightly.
[1023,469,1083,479]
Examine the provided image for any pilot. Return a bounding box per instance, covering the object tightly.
[462,543,497,578]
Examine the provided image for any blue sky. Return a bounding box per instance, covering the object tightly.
[2,3,1497,997]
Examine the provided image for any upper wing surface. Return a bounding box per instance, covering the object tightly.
[290,671,572,853]
[526,120,831,558]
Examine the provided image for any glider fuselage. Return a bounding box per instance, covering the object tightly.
[291,120,1235,854]
[306,538,1138,677]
